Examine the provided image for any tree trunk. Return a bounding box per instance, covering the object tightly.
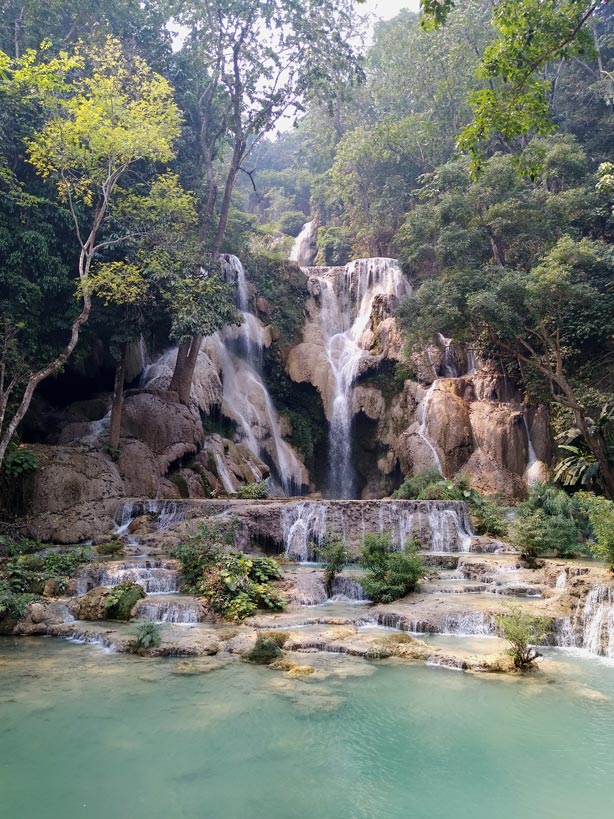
[168,336,202,405]
[211,141,243,258]
[109,343,127,451]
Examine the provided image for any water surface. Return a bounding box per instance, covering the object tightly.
[1,638,613,819]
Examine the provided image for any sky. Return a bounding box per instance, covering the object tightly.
[362,0,420,21]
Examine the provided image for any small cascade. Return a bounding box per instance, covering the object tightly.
[136,595,203,624]
[330,575,367,602]
[309,258,410,497]
[113,500,186,535]
[416,382,443,474]
[76,560,180,595]
[555,571,568,590]
[437,334,460,378]
[282,502,328,561]
[281,500,473,561]
[522,415,543,486]
[213,450,237,494]
[466,346,477,375]
[576,585,614,658]
[289,221,316,267]
[441,611,494,636]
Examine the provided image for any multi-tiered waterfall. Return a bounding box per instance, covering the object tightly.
[295,255,411,497]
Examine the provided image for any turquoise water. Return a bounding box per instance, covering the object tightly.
[1,639,614,819]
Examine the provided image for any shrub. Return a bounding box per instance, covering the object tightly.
[511,483,588,560]
[495,607,550,670]
[170,523,285,622]
[359,534,425,604]
[236,482,269,500]
[104,581,145,621]
[315,225,352,266]
[3,549,89,594]
[576,492,614,570]
[96,541,125,557]
[132,621,162,653]
[393,468,443,499]
[243,632,283,665]
[0,581,38,621]
[315,532,349,596]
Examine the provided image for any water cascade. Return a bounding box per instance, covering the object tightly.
[522,415,543,486]
[309,259,411,497]
[75,559,181,596]
[289,221,316,267]
[416,382,444,474]
[207,254,305,495]
[281,500,473,561]
[114,500,186,535]
[135,595,204,624]
[575,585,614,658]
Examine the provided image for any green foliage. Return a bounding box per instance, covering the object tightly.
[495,606,550,670]
[169,519,239,593]
[315,226,352,266]
[393,469,443,499]
[3,446,37,478]
[359,533,425,604]
[315,533,349,597]
[278,211,307,237]
[132,621,162,653]
[247,252,309,348]
[236,482,269,500]
[243,632,283,665]
[103,581,146,621]
[2,549,88,594]
[511,484,588,560]
[577,492,614,570]
[170,521,284,622]
[0,581,38,622]
[95,541,125,557]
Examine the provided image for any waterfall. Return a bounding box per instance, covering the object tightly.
[416,382,443,474]
[281,500,473,561]
[311,259,410,497]
[136,596,203,624]
[437,334,460,378]
[213,450,237,494]
[522,415,543,486]
[113,500,186,535]
[466,346,477,375]
[289,221,316,266]
[75,559,180,595]
[577,585,614,658]
[211,254,304,495]
[330,575,368,602]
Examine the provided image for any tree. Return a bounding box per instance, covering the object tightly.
[0,38,181,468]
[495,606,550,670]
[577,491,614,569]
[420,0,609,161]
[315,532,349,597]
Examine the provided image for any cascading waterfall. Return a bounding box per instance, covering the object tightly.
[136,596,204,624]
[289,221,316,267]
[576,585,614,658]
[311,259,410,497]
[75,559,180,596]
[114,500,186,535]
[281,500,473,561]
[416,381,443,474]
[522,415,543,486]
[210,254,304,495]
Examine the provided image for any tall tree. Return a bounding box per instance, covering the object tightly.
[0,37,181,468]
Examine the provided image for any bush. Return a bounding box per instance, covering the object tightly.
[243,632,283,665]
[393,469,443,499]
[315,533,349,597]
[511,483,588,560]
[236,481,269,500]
[3,549,89,594]
[96,541,125,557]
[279,210,308,237]
[359,533,425,604]
[0,581,38,621]
[315,225,352,266]
[104,581,146,621]
[495,607,550,669]
[132,621,162,653]
[170,523,285,622]
[576,492,614,569]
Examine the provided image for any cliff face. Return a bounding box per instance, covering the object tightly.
[15,256,551,541]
